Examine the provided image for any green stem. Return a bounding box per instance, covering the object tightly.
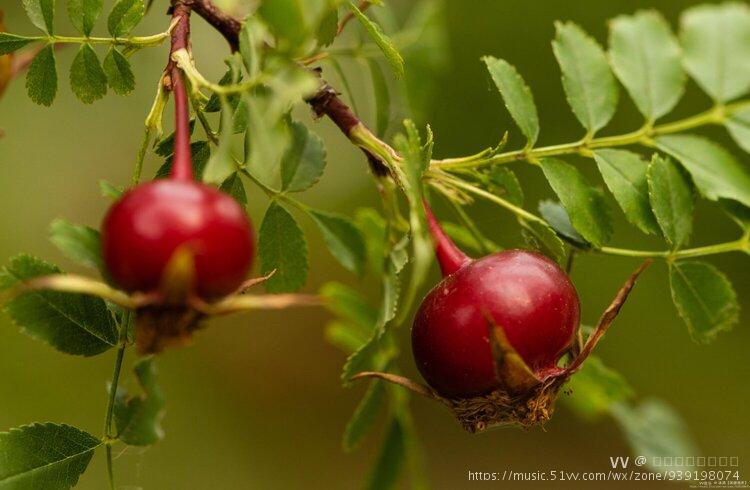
[30,31,172,48]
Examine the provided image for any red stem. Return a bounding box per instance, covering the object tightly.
[423,199,471,276]
[168,3,193,181]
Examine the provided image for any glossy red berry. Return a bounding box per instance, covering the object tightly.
[411,204,580,398]
[102,179,255,299]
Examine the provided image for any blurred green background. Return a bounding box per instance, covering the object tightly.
[1,1,748,488]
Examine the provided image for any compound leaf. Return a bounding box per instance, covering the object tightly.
[70,44,107,104]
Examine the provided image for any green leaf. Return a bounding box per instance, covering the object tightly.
[656,135,750,208]
[317,6,339,47]
[257,0,307,48]
[67,0,102,36]
[368,59,391,137]
[608,11,685,120]
[347,1,405,78]
[259,202,308,293]
[154,119,197,157]
[99,180,124,200]
[647,155,693,249]
[239,18,265,78]
[309,210,367,276]
[593,149,659,234]
[365,418,406,490]
[483,57,539,146]
[0,423,101,489]
[486,166,524,206]
[49,219,102,271]
[0,255,118,356]
[204,99,236,185]
[564,356,634,421]
[155,141,210,180]
[538,200,588,247]
[22,0,55,34]
[114,357,166,446]
[612,399,700,472]
[70,44,107,104]
[343,380,386,452]
[520,219,567,266]
[108,0,144,37]
[552,21,617,133]
[681,3,750,102]
[725,106,750,153]
[325,321,369,354]
[103,48,135,95]
[669,261,739,343]
[321,281,377,332]
[720,199,750,231]
[355,207,387,276]
[26,44,57,106]
[539,157,612,247]
[219,172,247,206]
[281,121,327,192]
[0,33,34,56]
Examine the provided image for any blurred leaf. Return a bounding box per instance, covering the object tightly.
[70,44,107,104]
[725,106,750,153]
[348,1,405,78]
[26,44,57,106]
[0,255,118,356]
[321,281,377,332]
[365,418,406,490]
[565,356,634,421]
[593,149,659,234]
[325,321,369,353]
[317,6,338,47]
[0,423,101,489]
[239,18,265,78]
[67,0,102,36]
[281,121,327,192]
[22,0,55,34]
[656,135,750,208]
[538,200,588,247]
[609,11,684,120]
[204,99,236,185]
[154,119,196,157]
[486,166,524,206]
[309,210,367,276]
[205,69,240,113]
[520,219,567,266]
[108,0,144,37]
[368,59,391,137]
[259,202,308,293]
[257,0,307,48]
[99,180,124,200]
[612,399,700,472]
[552,21,617,133]
[49,219,102,271]
[669,260,739,343]
[540,158,612,247]
[0,33,34,55]
[681,3,750,102]
[219,172,247,206]
[103,48,135,95]
[343,380,386,452]
[719,199,750,231]
[156,141,210,180]
[244,93,293,188]
[355,207,388,276]
[483,56,539,146]
[442,222,487,254]
[647,155,693,249]
[114,357,165,446]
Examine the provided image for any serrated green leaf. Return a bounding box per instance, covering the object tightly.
[540,158,612,247]
[0,33,34,56]
[22,0,55,34]
[564,356,634,421]
[259,202,308,293]
[647,155,693,249]
[656,135,750,208]
[0,423,101,489]
[219,172,247,206]
[0,255,118,356]
[681,3,750,102]
[70,44,107,104]
[114,357,165,446]
[520,219,567,266]
[669,261,739,343]
[309,210,367,276]
[725,106,750,153]
[281,121,327,192]
[609,11,685,120]
[108,0,144,37]
[368,59,391,137]
[67,0,102,36]
[365,418,406,490]
[538,200,588,247]
[343,379,386,452]
[25,44,57,106]
[594,149,659,234]
[348,1,405,78]
[49,219,102,271]
[103,48,135,95]
[483,56,539,147]
[612,399,700,472]
[552,21,617,133]
[155,141,210,180]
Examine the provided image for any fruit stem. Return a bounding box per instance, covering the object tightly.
[168,2,194,182]
[423,199,471,276]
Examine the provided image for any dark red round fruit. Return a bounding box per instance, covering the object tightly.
[411,250,580,398]
[102,179,254,299]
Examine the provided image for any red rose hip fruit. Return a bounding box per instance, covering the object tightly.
[102,180,254,299]
[411,204,580,398]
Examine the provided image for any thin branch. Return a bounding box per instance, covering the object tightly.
[185,0,242,51]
